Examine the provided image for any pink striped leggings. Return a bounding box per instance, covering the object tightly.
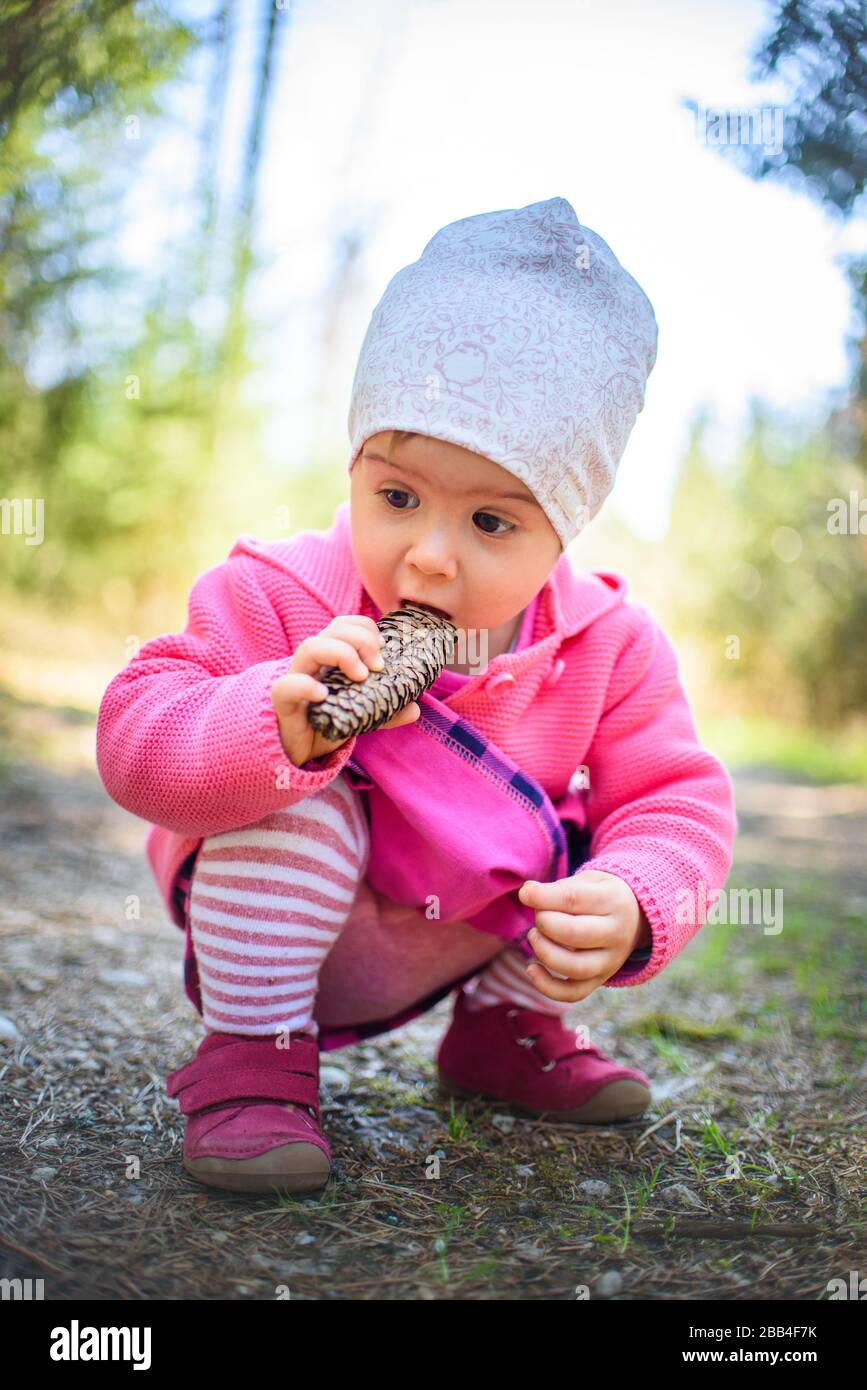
[188,773,570,1038]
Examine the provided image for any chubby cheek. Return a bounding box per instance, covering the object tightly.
[361,544,402,611]
[351,506,390,586]
[462,596,506,635]
[465,570,526,630]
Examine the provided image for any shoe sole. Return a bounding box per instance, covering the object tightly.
[437,1071,651,1123]
[183,1143,332,1194]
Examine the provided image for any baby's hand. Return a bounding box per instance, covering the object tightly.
[517,870,650,1002]
[271,614,420,768]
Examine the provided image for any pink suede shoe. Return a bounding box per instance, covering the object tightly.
[437,988,651,1122]
[165,1030,332,1193]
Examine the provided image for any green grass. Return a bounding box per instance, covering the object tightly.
[431,1203,465,1284]
[699,713,867,785]
[584,1166,663,1254]
[672,887,867,1036]
[626,1012,746,1042]
[442,1097,472,1142]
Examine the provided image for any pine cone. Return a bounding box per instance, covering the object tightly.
[308,603,457,742]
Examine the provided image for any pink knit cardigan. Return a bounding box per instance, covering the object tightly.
[96,500,737,989]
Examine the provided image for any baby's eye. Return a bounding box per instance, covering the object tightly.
[474,511,514,536]
[379,487,417,510]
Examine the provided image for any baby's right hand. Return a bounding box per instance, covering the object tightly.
[270,614,421,768]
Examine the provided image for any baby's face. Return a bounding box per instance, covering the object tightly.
[350,431,561,658]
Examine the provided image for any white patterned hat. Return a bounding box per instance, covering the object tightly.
[346,196,658,550]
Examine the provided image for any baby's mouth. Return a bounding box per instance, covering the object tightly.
[399,598,454,622]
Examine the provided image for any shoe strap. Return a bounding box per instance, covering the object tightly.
[168,1065,321,1117]
[166,1034,321,1118]
[167,1036,318,1092]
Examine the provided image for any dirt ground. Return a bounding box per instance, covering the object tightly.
[1,691,865,1301]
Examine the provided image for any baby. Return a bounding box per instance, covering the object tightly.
[96,197,737,1195]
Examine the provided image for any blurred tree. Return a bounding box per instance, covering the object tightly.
[0,0,196,373]
[0,0,199,606]
[672,0,867,728]
[0,0,287,619]
[687,0,867,466]
[667,402,867,727]
[703,0,866,215]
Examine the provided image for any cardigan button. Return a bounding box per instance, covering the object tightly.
[543,658,565,688]
[485,671,516,696]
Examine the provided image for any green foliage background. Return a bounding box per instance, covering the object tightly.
[0,0,865,765]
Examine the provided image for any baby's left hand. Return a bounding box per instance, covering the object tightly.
[517,870,651,1003]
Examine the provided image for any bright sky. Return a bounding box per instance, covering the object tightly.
[114,0,867,540]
